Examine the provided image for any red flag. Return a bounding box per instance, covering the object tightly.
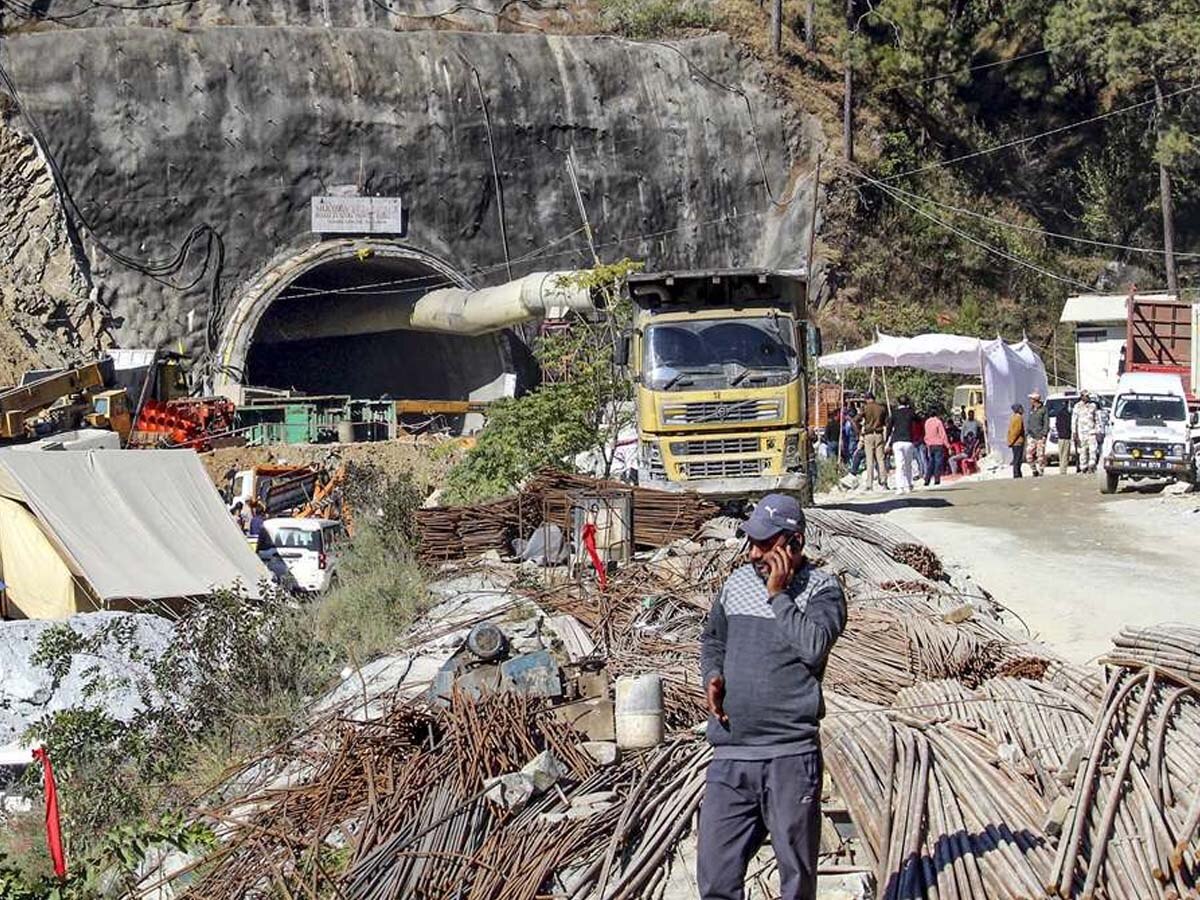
[31,747,67,879]
[581,522,607,591]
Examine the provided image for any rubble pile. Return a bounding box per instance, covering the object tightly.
[163,478,1200,899]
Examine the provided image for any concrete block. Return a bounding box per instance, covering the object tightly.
[580,741,618,766]
[816,872,874,899]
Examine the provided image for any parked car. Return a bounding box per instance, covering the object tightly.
[256,517,343,594]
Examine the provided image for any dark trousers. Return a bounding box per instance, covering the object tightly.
[923,445,945,485]
[1011,441,1025,478]
[697,751,823,900]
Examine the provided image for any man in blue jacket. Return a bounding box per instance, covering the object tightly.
[698,493,847,900]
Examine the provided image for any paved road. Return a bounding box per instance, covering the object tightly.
[824,472,1200,664]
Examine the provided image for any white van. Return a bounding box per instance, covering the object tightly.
[1099,373,1198,494]
[256,518,343,594]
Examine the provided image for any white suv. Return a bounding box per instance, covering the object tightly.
[256,518,343,594]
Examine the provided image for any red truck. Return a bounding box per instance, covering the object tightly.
[1125,294,1197,403]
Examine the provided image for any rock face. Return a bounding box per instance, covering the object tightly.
[0,23,819,384]
[0,118,110,383]
[0,611,176,751]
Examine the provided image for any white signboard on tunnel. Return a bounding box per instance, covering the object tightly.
[311,196,403,234]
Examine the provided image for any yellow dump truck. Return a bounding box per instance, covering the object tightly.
[621,269,818,502]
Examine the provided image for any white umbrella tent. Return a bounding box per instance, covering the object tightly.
[818,333,1050,464]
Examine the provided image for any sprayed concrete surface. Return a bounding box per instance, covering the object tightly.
[823,473,1200,665]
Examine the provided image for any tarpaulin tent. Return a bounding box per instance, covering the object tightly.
[818,333,1050,463]
[0,450,267,619]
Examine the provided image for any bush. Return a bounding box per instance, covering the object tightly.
[443,383,602,505]
[23,587,334,841]
[597,0,713,38]
[314,524,428,664]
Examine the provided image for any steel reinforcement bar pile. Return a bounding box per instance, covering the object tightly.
[822,679,1092,900]
[173,690,713,900]
[1049,624,1200,899]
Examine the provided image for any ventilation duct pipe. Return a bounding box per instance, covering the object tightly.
[410,271,595,335]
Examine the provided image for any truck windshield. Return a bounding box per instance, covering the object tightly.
[642,317,797,389]
[1113,394,1187,422]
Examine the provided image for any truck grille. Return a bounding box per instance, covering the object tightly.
[662,399,782,426]
[670,437,760,456]
[682,458,767,479]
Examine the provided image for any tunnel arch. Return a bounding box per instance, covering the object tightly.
[213,239,521,406]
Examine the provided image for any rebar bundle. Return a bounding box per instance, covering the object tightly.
[1050,625,1200,899]
[824,692,1060,900]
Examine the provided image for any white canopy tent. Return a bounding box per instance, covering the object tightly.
[818,332,1050,463]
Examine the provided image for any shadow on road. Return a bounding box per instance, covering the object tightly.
[819,497,953,515]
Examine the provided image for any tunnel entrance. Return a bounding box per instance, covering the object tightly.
[231,244,526,405]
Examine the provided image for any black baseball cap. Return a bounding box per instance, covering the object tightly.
[740,493,805,541]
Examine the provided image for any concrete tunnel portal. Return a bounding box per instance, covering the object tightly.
[223,242,528,407]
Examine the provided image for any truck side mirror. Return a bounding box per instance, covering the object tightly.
[806,324,823,359]
[615,334,631,367]
[1191,410,1199,427]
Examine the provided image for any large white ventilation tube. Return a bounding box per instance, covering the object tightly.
[410,271,595,335]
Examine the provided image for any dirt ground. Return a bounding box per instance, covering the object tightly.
[200,435,466,497]
[823,471,1200,664]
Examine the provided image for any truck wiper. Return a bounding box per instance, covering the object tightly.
[659,371,696,391]
[729,369,770,387]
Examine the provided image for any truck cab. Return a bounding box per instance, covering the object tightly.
[624,269,815,502]
[1099,372,1198,493]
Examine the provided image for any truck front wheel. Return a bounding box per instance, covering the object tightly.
[1099,469,1119,494]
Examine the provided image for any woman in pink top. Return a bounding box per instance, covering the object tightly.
[923,407,950,486]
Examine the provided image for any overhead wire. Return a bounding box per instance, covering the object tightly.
[873,180,1200,260]
[0,48,229,366]
[275,206,776,301]
[854,169,1095,291]
[880,80,1200,182]
[866,45,1057,95]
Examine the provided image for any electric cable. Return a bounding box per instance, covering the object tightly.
[859,175,1200,260]
[878,81,1200,182]
[0,48,228,369]
[862,175,1095,290]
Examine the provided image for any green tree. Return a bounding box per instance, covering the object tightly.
[1048,0,1200,293]
[443,260,641,505]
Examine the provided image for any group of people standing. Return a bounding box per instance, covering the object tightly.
[823,394,986,494]
[1006,390,1104,479]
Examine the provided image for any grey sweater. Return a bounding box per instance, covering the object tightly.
[700,562,846,759]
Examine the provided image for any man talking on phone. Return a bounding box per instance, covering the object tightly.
[697,493,846,900]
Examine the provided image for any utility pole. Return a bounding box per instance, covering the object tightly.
[842,0,855,161]
[770,0,782,56]
[1153,73,1179,296]
[805,0,816,51]
[805,152,823,308]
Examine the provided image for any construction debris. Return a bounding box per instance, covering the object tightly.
[162,476,1200,899]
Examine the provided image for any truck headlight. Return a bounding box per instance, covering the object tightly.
[1173,444,1186,458]
[784,434,801,466]
[1112,441,1127,455]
